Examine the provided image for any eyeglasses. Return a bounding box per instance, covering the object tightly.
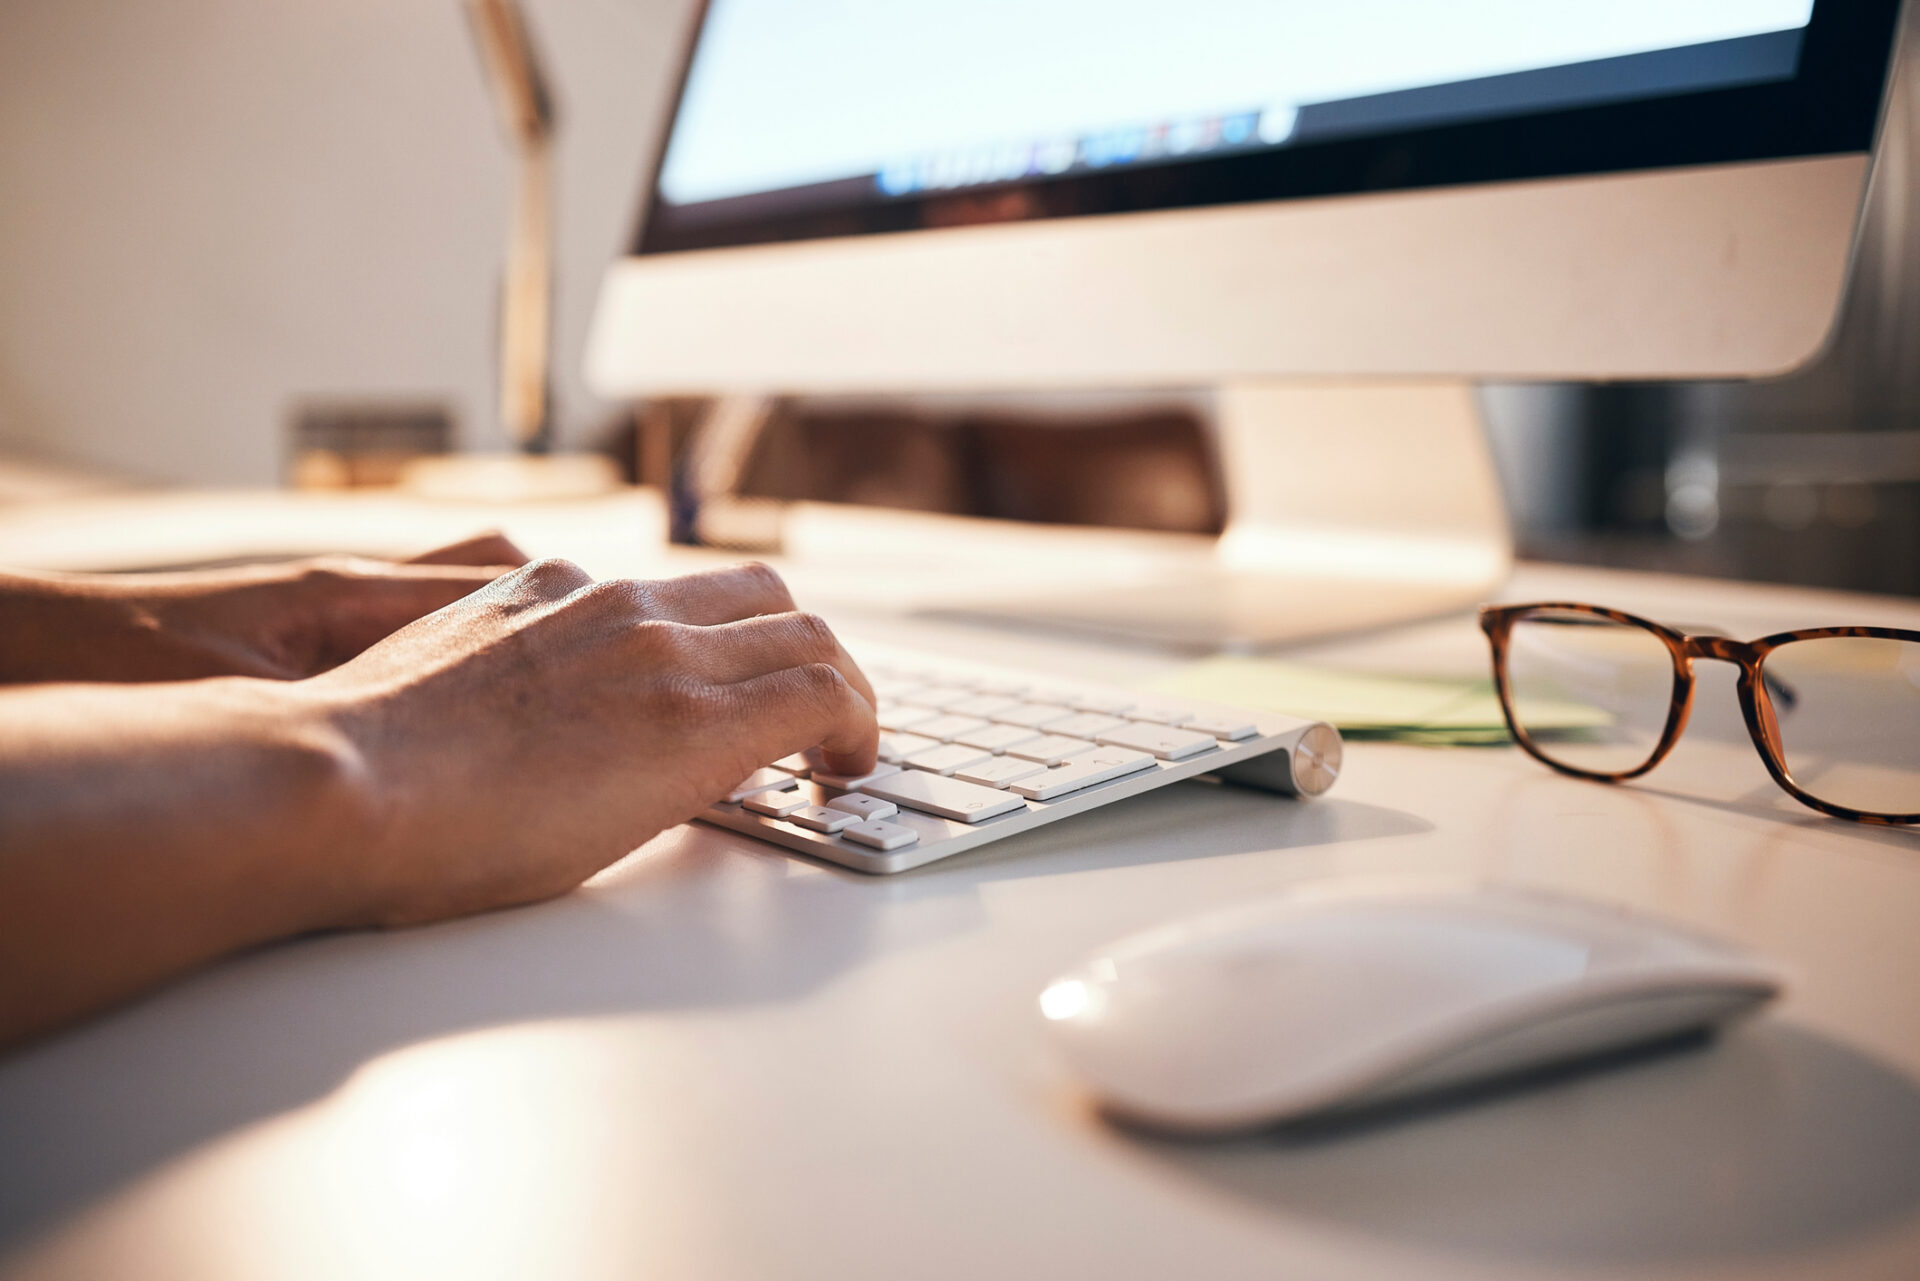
[1478,602,1920,824]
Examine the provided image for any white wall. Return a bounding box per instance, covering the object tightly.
[0,0,694,484]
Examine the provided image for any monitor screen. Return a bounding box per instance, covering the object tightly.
[638,0,1898,254]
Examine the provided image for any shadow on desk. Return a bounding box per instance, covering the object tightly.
[1633,779,1920,861]
[0,782,1424,1254]
[1125,1022,1920,1267]
[883,775,1431,889]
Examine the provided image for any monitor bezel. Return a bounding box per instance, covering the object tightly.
[633,0,1902,257]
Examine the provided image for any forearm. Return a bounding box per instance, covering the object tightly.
[0,569,236,684]
[0,557,522,686]
[0,678,375,1047]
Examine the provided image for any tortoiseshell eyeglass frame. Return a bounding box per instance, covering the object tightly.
[1478,602,1920,826]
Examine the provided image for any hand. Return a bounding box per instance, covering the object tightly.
[310,559,878,925]
[0,555,874,1045]
[0,532,529,684]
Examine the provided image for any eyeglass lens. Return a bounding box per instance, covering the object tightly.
[1503,610,1675,775]
[1761,637,1920,816]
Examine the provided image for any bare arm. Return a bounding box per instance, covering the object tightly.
[0,677,371,1041]
[0,532,528,684]
[0,559,876,1049]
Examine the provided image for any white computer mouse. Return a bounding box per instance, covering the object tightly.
[1039,881,1785,1135]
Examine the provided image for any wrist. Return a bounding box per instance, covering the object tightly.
[211,676,393,936]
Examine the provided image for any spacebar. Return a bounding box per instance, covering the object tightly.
[858,771,1028,823]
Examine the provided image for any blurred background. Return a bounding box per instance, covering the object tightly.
[1,0,1917,596]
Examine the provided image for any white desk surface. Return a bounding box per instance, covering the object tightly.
[3,490,1920,1281]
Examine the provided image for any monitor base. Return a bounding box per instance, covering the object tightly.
[781,381,1512,651]
[942,381,1511,648]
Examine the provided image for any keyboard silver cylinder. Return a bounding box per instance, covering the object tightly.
[1215,720,1343,797]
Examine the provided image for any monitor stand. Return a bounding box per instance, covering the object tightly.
[763,380,1512,651]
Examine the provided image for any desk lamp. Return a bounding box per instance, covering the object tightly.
[404,0,617,500]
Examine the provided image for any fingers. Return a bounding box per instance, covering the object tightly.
[569,564,875,710]
[689,611,877,710]
[724,662,879,777]
[635,562,798,627]
[499,564,877,774]
[405,531,530,568]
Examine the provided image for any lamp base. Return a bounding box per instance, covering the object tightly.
[399,452,621,503]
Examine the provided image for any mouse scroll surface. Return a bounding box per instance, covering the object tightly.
[1041,886,1784,1135]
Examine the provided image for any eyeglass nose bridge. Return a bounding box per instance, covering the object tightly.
[1676,634,1763,667]
[1622,634,1762,776]
[1674,634,1787,757]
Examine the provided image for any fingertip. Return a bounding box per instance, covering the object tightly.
[817,742,879,777]
[819,709,880,777]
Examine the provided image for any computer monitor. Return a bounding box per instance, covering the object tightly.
[587,1,1904,645]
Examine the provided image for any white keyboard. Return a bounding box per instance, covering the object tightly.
[701,642,1343,873]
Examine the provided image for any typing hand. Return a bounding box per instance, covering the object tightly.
[310,559,878,925]
[0,532,529,684]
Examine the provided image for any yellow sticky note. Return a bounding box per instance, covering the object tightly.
[1145,656,1607,739]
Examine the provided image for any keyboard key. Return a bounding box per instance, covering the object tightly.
[725,767,796,803]
[744,786,811,816]
[944,693,1024,720]
[955,757,1047,788]
[790,805,858,833]
[1005,735,1095,766]
[810,762,902,791]
[904,743,994,776]
[899,684,974,709]
[1009,748,1157,801]
[1096,722,1220,760]
[773,752,815,777]
[991,702,1079,729]
[1125,700,1195,726]
[842,819,920,851]
[876,703,940,732]
[1046,712,1127,740]
[910,714,993,743]
[1182,713,1258,741]
[859,771,1027,822]
[1067,692,1135,715]
[969,677,1030,696]
[826,794,897,821]
[878,732,940,764]
[954,722,1042,753]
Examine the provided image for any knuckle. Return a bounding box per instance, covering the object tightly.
[796,660,849,706]
[660,672,723,725]
[522,556,591,595]
[576,577,647,619]
[628,617,691,658]
[788,611,837,658]
[737,561,795,608]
